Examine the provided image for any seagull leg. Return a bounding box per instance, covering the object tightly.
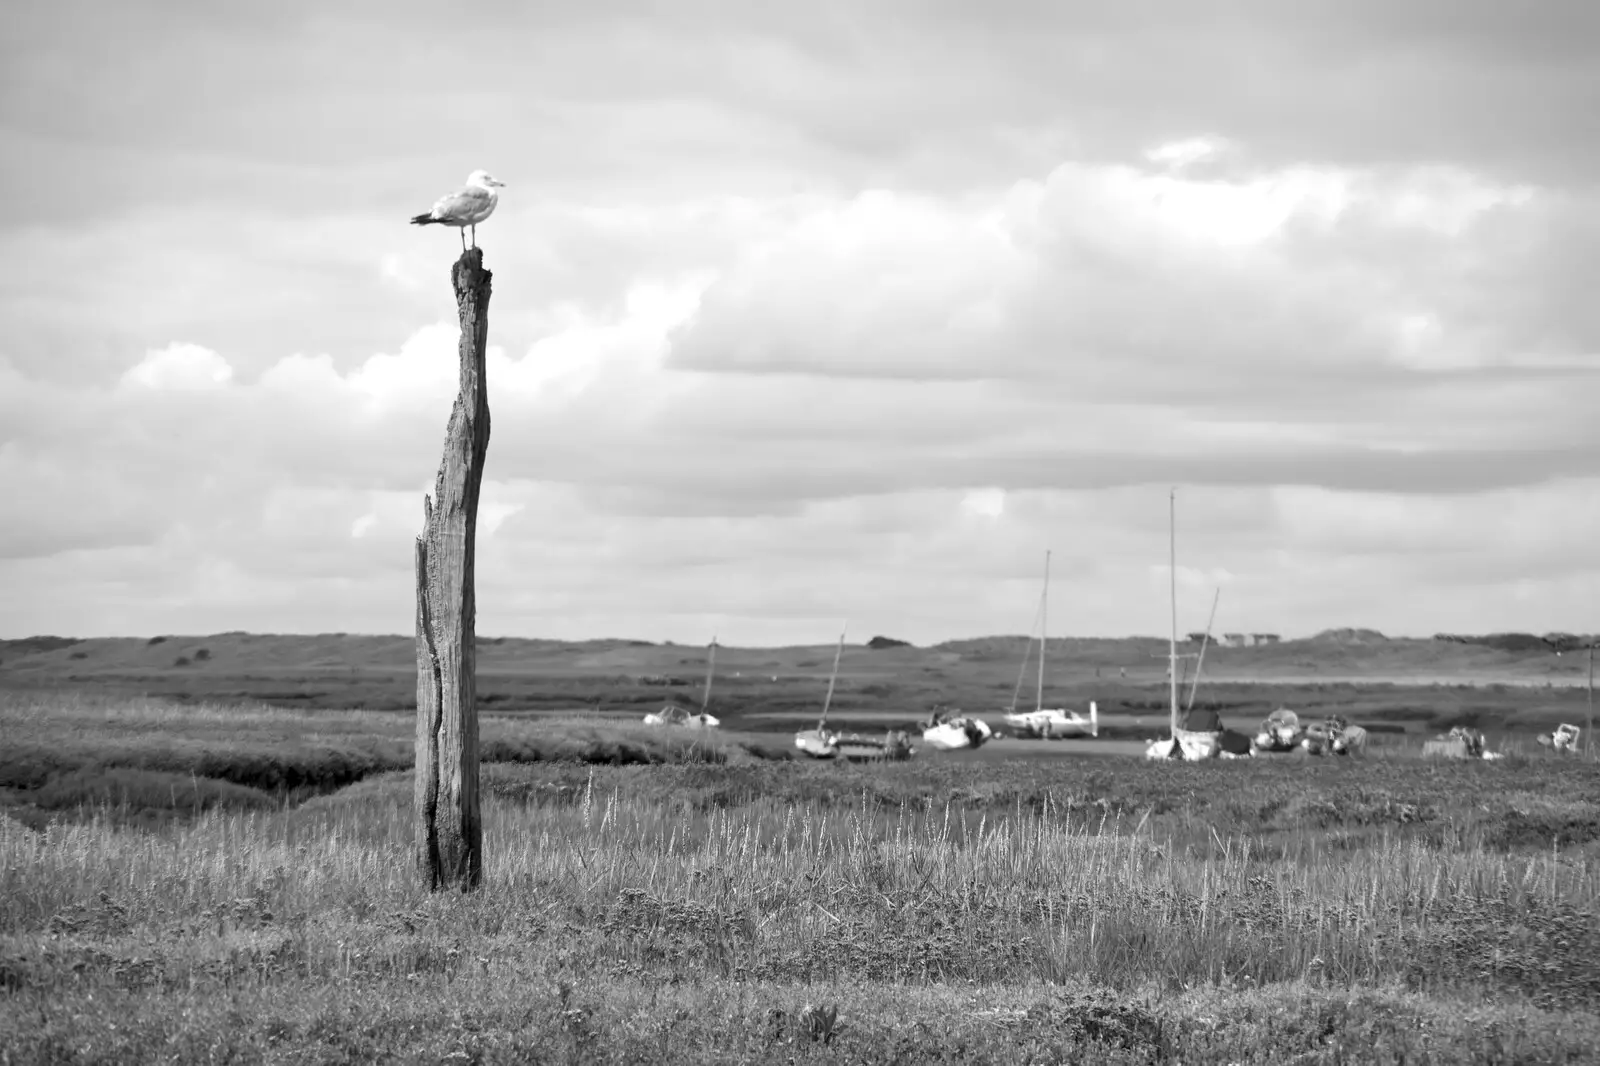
[470,223,477,248]
[459,228,466,252]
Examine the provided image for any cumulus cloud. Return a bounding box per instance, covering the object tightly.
[121,343,235,390]
[1,1,1597,642]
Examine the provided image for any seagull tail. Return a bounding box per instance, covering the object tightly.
[410,213,438,226]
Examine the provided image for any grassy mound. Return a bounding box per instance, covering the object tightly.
[2,767,279,831]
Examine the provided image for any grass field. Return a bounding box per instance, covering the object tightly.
[2,678,1598,1064]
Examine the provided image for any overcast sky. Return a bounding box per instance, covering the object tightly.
[2,0,1597,645]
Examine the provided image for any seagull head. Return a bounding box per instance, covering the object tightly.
[467,169,507,189]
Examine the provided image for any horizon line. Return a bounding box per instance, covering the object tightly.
[4,627,1595,649]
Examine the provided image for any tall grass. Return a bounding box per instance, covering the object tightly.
[5,772,1596,996]
[3,772,1598,1062]
[4,689,1599,1062]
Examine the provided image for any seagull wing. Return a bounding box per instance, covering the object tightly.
[429,185,495,224]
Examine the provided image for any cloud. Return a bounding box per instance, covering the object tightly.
[2,2,1598,642]
[668,159,1559,395]
[959,489,1006,520]
[121,343,234,390]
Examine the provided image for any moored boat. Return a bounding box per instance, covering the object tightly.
[921,707,992,751]
[1001,550,1100,740]
[794,625,915,762]
[644,633,720,729]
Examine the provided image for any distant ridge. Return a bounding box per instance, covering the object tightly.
[1433,631,1595,654]
[1,630,1594,656]
[3,630,1593,715]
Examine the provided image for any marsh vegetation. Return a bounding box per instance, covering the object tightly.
[2,688,1597,1062]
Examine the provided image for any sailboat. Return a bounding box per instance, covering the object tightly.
[643,633,722,729]
[794,626,914,761]
[1003,550,1099,739]
[920,709,993,751]
[1146,490,1223,760]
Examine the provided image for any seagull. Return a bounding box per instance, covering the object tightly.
[410,169,506,250]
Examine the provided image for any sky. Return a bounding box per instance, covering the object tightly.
[2,0,1597,646]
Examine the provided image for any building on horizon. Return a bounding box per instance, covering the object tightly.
[1204,632,1282,647]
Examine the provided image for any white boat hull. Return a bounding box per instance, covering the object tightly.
[1145,730,1222,760]
[922,718,993,751]
[1004,701,1098,739]
[794,729,837,758]
[643,709,720,729]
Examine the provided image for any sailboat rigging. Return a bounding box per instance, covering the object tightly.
[1149,489,1222,760]
[702,632,717,711]
[1002,550,1099,740]
[1186,588,1221,713]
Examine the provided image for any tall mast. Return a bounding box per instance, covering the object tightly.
[819,623,847,731]
[1008,590,1043,714]
[702,632,718,711]
[1037,549,1051,713]
[1169,488,1179,740]
[1186,587,1221,712]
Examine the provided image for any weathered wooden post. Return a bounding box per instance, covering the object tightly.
[414,247,492,891]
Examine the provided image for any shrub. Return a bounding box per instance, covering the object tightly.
[0,636,82,655]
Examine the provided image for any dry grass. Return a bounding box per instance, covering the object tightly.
[2,689,1598,1063]
[2,777,1598,1061]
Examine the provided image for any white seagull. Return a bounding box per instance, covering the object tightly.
[410,169,506,250]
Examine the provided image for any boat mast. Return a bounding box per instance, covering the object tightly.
[1185,587,1221,712]
[1169,489,1179,741]
[1037,549,1051,713]
[702,632,718,711]
[1008,590,1043,714]
[819,623,846,732]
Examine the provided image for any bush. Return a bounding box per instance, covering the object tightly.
[0,636,82,655]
